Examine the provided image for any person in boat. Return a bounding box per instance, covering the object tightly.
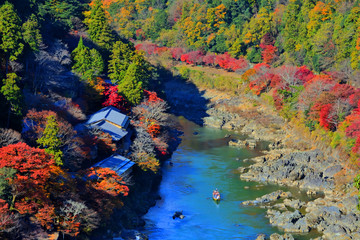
[213,188,220,199]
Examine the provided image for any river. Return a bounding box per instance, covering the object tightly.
[142,117,293,239]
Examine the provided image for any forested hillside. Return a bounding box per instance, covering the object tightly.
[2,0,360,238]
[105,0,360,74]
[102,0,360,208]
[0,0,170,239]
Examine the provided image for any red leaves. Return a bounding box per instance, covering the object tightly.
[87,167,129,197]
[203,54,216,66]
[147,123,161,138]
[180,51,204,65]
[260,43,277,64]
[0,142,55,185]
[102,84,130,113]
[171,48,185,60]
[215,52,231,69]
[135,43,158,55]
[331,83,355,99]
[318,104,333,130]
[34,205,56,230]
[144,90,163,103]
[295,66,314,84]
[214,52,248,71]
[0,143,61,229]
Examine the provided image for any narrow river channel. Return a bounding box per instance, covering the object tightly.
[142,116,287,239]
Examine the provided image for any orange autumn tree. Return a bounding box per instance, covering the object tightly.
[86,167,129,197]
[0,142,62,230]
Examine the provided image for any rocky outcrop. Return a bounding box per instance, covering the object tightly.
[240,150,342,193]
[162,67,360,239]
[229,138,257,149]
[255,233,295,240]
[241,190,292,206]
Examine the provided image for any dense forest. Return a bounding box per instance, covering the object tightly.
[105,0,360,74]
[0,0,170,239]
[103,3,360,166]
[1,0,360,239]
[103,0,360,212]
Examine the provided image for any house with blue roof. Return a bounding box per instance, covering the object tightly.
[92,154,135,176]
[86,106,130,141]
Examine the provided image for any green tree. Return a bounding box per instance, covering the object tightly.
[72,37,104,83]
[281,0,301,54]
[84,0,115,50]
[242,7,272,46]
[38,0,85,29]
[118,63,143,106]
[108,40,135,84]
[89,48,104,76]
[72,37,91,77]
[36,115,63,166]
[0,2,24,72]
[22,14,42,51]
[130,51,152,87]
[1,73,23,117]
[0,167,16,202]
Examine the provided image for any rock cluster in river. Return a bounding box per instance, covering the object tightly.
[240,149,342,193]
[165,77,360,239]
[244,189,360,239]
[197,90,360,239]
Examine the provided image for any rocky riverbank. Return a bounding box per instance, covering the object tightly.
[204,93,360,239]
[162,72,360,239]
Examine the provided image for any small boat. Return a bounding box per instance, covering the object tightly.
[212,190,220,202]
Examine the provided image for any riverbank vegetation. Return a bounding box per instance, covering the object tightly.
[0,0,170,239]
[98,0,360,209]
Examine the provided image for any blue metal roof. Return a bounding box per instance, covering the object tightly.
[91,120,128,141]
[87,106,129,129]
[93,154,135,176]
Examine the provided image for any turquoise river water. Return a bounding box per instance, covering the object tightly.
[143,117,318,240]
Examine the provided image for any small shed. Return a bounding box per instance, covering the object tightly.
[92,154,135,176]
[86,106,130,141]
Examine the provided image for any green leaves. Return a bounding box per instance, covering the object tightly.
[36,115,63,166]
[108,40,135,84]
[0,2,24,61]
[118,63,143,106]
[85,0,115,50]
[22,14,42,51]
[72,37,104,81]
[0,167,16,202]
[1,73,23,116]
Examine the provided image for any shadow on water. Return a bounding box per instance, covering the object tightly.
[157,66,209,126]
[142,117,322,240]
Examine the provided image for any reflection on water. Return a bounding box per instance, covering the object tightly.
[142,117,284,239]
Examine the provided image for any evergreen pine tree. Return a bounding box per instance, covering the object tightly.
[1,73,22,116]
[281,0,301,54]
[108,41,135,84]
[90,48,104,76]
[0,2,24,71]
[118,63,143,106]
[22,14,42,52]
[85,0,114,50]
[72,37,91,77]
[37,115,63,166]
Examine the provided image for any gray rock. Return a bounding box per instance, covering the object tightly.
[267,210,310,233]
[229,139,246,147]
[269,233,283,240]
[323,165,342,178]
[269,233,294,240]
[241,190,291,206]
[255,234,266,240]
[283,199,305,209]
